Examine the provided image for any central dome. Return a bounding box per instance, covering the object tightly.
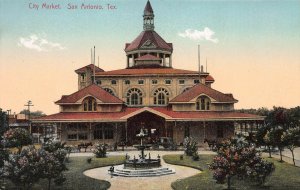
[124,1,173,68]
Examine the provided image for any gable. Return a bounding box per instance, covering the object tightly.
[170,83,238,103]
[55,84,123,105]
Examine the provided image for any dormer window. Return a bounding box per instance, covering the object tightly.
[80,74,86,82]
[196,95,210,110]
[83,97,97,111]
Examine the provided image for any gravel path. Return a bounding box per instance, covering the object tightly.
[83,151,210,190]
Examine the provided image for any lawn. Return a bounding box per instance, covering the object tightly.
[4,155,126,190]
[163,154,300,190]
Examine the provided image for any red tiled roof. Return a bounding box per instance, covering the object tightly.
[206,75,215,81]
[75,64,104,73]
[135,54,161,61]
[55,84,123,104]
[33,108,140,122]
[96,68,199,76]
[125,31,173,52]
[150,107,264,121]
[33,107,264,122]
[170,83,238,103]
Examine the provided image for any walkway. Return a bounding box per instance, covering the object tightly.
[83,150,214,190]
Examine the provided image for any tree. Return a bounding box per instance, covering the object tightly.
[282,127,300,166]
[19,109,46,118]
[5,146,42,190]
[0,109,8,135]
[209,135,274,189]
[41,139,68,190]
[267,126,285,162]
[3,128,32,153]
[255,125,272,157]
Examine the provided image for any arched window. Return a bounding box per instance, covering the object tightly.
[126,88,143,106]
[83,97,97,111]
[153,88,169,105]
[196,96,210,111]
[103,88,115,96]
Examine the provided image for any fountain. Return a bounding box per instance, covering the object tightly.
[110,127,175,177]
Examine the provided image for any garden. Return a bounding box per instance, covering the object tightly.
[0,107,300,190]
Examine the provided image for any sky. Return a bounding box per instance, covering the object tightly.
[0,0,300,115]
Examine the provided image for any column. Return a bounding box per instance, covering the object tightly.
[127,55,129,68]
[163,54,166,67]
[169,54,172,67]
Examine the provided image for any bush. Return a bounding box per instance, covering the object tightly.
[183,137,198,156]
[192,152,200,161]
[93,143,107,158]
[209,135,275,189]
[5,146,41,189]
[87,158,92,163]
[3,128,32,153]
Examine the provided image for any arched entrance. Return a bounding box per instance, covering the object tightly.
[127,111,165,145]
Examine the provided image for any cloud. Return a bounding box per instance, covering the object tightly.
[18,34,66,52]
[178,27,219,43]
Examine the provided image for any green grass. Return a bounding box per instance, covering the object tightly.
[163,154,300,190]
[4,155,126,190]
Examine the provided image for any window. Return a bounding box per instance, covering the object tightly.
[179,79,185,85]
[217,127,224,138]
[104,128,114,139]
[83,97,97,111]
[152,80,158,85]
[93,126,114,140]
[165,79,171,85]
[126,88,143,106]
[196,96,210,110]
[153,88,169,105]
[111,80,117,85]
[67,134,77,141]
[94,129,103,140]
[124,80,130,85]
[138,80,144,85]
[194,79,200,84]
[78,133,88,140]
[96,80,101,85]
[103,88,115,96]
[80,74,86,82]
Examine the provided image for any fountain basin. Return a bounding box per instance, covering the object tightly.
[110,165,175,177]
[124,158,160,169]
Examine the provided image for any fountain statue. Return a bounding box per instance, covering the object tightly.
[124,127,161,169]
[109,126,175,177]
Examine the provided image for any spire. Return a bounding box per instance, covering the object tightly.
[143,0,154,31]
[144,0,153,15]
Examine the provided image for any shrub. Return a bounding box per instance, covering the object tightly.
[5,146,41,189]
[93,143,107,158]
[209,135,275,189]
[3,128,32,153]
[87,158,92,163]
[183,137,198,156]
[192,152,200,161]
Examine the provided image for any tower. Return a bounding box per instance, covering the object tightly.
[125,0,173,68]
[143,0,154,31]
